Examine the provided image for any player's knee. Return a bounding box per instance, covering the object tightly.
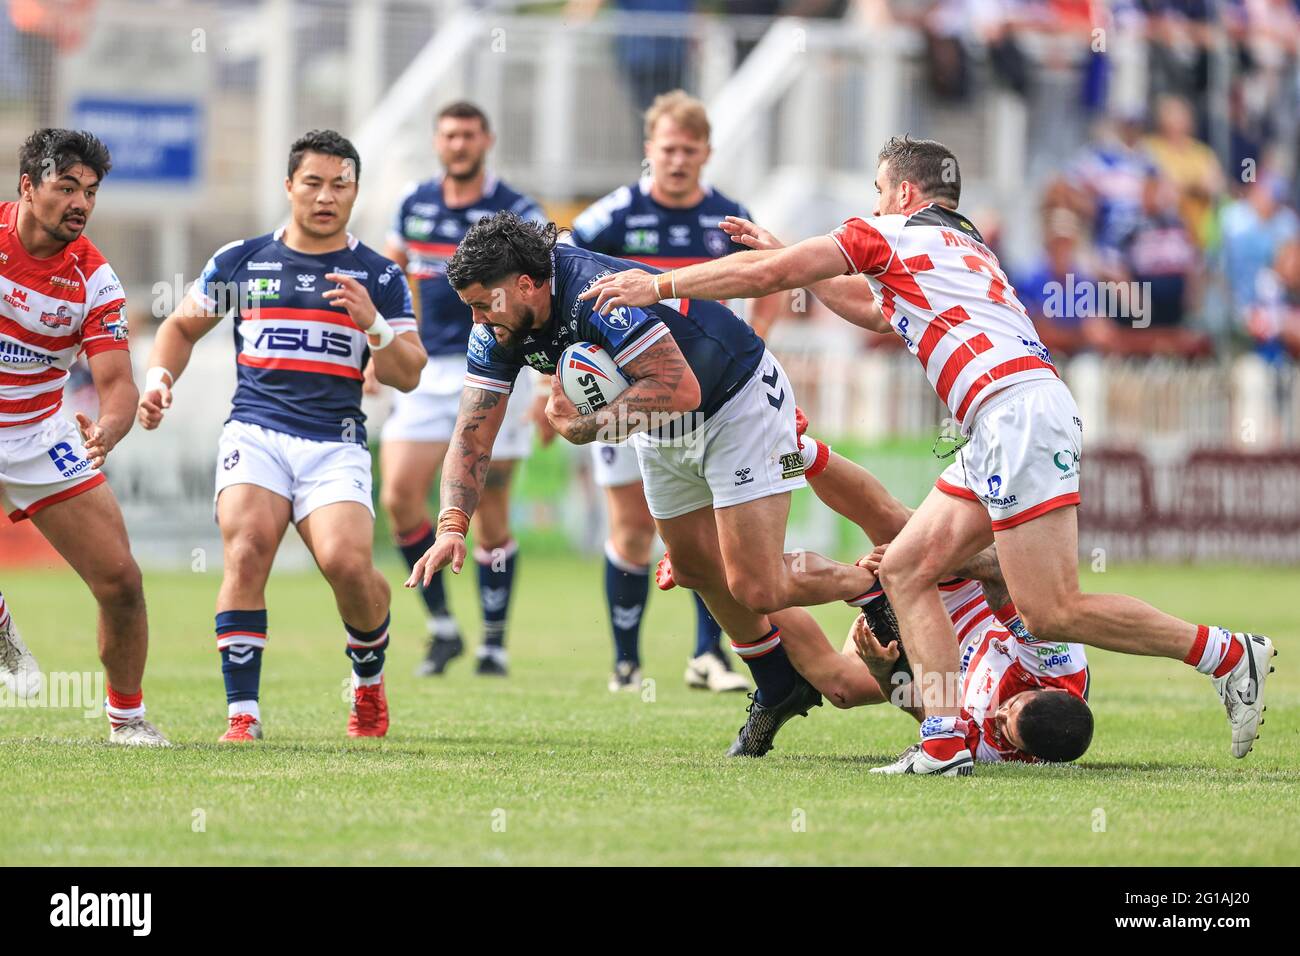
[1017,603,1071,643]
[224,536,278,586]
[316,549,372,587]
[91,559,144,612]
[379,482,421,528]
[667,553,714,592]
[878,544,944,594]
[609,525,654,567]
[726,573,786,616]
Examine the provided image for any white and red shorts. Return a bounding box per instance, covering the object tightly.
[936,378,1082,531]
[0,415,105,522]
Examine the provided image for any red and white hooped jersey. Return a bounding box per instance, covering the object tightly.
[0,201,128,434]
[830,204,1059,430]
[937,578,1089,763]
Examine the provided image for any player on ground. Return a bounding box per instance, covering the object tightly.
[584,135,1275,773]
[571,90,782,694]
[660,411,1092,768]
[0,129,168,745]
[406,212,877,731]
[138,130,426,742]
[380,102,546,678]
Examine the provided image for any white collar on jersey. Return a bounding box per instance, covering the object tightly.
[272,225,359,250]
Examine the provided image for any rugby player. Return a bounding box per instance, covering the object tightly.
[0,129,168,746]
[584,135,1274,774]
[138,130,426,741]
[380,101,546,678]
[406,211,877,727]
[571,90,778,694]
[660,413,1092,769]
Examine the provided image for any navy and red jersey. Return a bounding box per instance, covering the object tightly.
[190,229,416,445]
[571,178,750,269]
[464,244,763,430]
[388,175,546,358]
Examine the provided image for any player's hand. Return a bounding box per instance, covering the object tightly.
[405,534,467,586]
[545,374,587,443]
[579,268,659,314]
[532,389,557,447]
[850,614,899,679]
[362,360,381,396]
[721,216,784,252]
[137,382,172,431]
[860,543,888,577]
[75,413,114,468]
[323,273,380,333]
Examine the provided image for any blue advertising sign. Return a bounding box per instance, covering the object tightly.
[68,98,201,186]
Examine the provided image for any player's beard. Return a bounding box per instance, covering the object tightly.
[491,304,536,348]
[445,154,485,183]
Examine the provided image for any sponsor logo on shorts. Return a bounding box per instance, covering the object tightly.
[47,442,90,478]
[734,467,753,486]
[1053,449,1080,480]
[981,474,1017,509]
[223,450,240,470]
[780,451,804,479]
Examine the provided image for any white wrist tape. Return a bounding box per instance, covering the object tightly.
[367,313,395,350]
[144,366,173,394]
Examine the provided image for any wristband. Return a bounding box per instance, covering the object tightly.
[436,506,470,539]
[144,366,173,393]
[670,270,677,299]
[653,272,666,301]
[367,313,396,350]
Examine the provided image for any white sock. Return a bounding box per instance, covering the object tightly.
[229,700,260,720]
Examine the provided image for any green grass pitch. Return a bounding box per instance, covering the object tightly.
[1,557,1296,866]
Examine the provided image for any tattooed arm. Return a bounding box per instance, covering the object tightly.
[405,386,508,585]
[545,334,701,445]
[952,545,1012,612]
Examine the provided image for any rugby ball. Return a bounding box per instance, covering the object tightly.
[559,342,630,416]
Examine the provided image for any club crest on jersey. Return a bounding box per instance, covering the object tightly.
[704,229,729,257]
[39,304,74,329]
[223,450,240,470]
[600,307,632,330]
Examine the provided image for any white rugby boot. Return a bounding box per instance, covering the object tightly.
[0,614,42,700]
[1212,633,1275,758]
[108,717,172,747]
[684,652,750,692]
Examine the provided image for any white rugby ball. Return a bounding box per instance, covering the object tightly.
[559,342,630,416]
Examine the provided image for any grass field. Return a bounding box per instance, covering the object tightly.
[1,557,1296,866]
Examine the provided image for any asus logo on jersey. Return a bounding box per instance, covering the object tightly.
[253,327,353,357]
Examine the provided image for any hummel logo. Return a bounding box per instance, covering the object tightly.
[481,586,509,613]
[612,605,644,630]
[228,648,256,665]
[734,467,753,486]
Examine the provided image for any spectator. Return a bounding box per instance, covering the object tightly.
[1142,93,1226,248]
[1085,172,1212,357]
[1219,174,1300,331]
[1246,239,1300,359]
[566,0,694,114]
[1068,112,1159,251]
[1012,208,1097,356]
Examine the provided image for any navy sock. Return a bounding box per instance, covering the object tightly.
[604,543,649,666]
[476,540,518,649]
[216,610,267,705]
[731,627,797,706]
[345,613,390,681]
[396,520,449,618]
[692,592,724,659]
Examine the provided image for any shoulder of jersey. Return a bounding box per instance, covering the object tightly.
[212,233,277,266]
[700,185,749,218]
[903,204,986,244]
[573,184,635,240]
[497,181,545,219]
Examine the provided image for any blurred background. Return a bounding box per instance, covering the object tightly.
[2,0,1298,568]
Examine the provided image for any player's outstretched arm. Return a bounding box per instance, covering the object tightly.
[137,296,224,430]
[545,335,701,444]
[80,350,138,468]
[580,236,849,312]
[406,386,509,585]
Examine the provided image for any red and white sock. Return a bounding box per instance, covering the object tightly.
[919,715,972,761]
[105,685,145,730]
[1184,625,1243,677]
[797,434,831,479]
[0,591,10,630]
